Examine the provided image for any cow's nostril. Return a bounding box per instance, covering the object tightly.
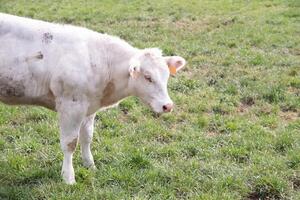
[162,103,173,112]
[163,105,167,111]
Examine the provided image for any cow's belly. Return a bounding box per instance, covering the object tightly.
[0,91,56,110]
[0,70,56,110]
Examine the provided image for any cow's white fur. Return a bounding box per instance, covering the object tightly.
[0,13,186,184]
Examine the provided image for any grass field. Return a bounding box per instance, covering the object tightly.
[0,0,300,199]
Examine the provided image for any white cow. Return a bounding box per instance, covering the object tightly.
[0,13,186,184]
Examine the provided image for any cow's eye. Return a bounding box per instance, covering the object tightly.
[144,75,153,83]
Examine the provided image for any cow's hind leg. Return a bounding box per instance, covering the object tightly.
[57,99,88,184]
[79,114,96,169]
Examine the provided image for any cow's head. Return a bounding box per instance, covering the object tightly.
[128,48,186,113]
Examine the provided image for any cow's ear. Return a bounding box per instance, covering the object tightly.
[129,58,141,79]
[165,56,186,75]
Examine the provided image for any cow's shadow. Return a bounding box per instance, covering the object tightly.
[0,162,61,199]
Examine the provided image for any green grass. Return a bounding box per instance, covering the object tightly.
[0,0,300,199]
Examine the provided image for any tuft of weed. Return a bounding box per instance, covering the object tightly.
[247,176,287,200]
[262,85,286,104]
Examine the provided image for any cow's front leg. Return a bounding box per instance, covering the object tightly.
[57,99,88,184]
[79,114,96,169]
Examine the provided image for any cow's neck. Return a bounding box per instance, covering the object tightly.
[101,42,138,106]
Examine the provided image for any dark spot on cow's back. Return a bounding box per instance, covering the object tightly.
[36,51,43,59]
[91,63,96,68]
[25,51,44,62]
[42,32,53,44]
[72,95,78,102]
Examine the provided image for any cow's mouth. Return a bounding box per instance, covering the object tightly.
[151,111,162,118]
[138,97,165,114]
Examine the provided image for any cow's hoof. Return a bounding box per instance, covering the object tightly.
[83,160,96,170]
[64,178,76,185]
[62,171,76,185]
[84,163,97,170]
[89,165,97,170]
